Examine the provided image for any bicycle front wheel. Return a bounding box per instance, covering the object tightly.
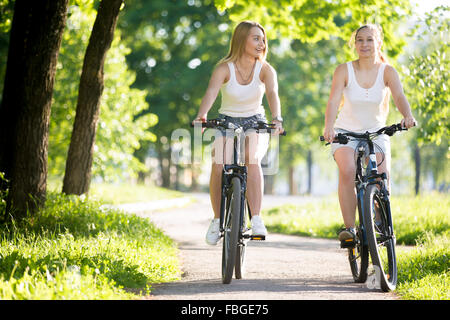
[363,184,397,291]
[222,177,241,284]
[348,224,369,283]
[235,199,249,279]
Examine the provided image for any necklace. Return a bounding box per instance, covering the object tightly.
[234,60,256,84]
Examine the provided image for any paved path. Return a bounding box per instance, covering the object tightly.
[124,193,398,300]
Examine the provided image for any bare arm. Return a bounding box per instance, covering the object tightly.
[261,62,281,119]
[194,63,229,121]
[261,62,284,134]
[323,63,347,143]
[384,65,416,128]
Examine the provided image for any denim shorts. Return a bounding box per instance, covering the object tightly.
[331,128,391,158]
[215,113,268,136]
[210,113,270,164]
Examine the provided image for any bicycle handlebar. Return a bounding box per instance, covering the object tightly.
[191,119,287,136]
[319,122,413,145]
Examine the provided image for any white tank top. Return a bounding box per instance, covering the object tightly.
[334,61,389,133]
[218,60,265,117]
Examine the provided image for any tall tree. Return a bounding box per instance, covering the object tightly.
[63,0,123,195]
[0,0,69,218]
[48,2,156,184]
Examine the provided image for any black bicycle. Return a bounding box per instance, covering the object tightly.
[321,123,413,291]
[193,118,285,284]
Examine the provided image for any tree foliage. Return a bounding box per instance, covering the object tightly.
[401,6,449,146]
[49,1,157,183]
[214,0,411,56]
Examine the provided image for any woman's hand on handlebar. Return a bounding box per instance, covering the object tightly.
[322,126,336,144]
[191,115,207,133]
[272,120,285,135]
[401,116,417,129]
[192,115,207,126]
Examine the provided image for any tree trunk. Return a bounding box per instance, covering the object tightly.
[288,165,297,195]
[307,150,312,195]
[0,0,69,218]
[63,0,123,195]
[414,143,421,195]
[157,143,172,188]
[264,174,274,195]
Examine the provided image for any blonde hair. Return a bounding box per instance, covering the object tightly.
[219,21,268,64]
[345,24,390,116]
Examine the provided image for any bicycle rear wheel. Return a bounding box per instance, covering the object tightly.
[363,184,397,291]
[222,177,241,284]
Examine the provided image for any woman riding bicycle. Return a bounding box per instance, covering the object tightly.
[322,24,416,244]
[192,21,284,245]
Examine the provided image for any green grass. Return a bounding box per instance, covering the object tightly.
[263,193,449,245]
[0,192,180,299]
[88,182,187,204]
[396,232,449,300]
[262,193,449,300]
[391,194,450,245]
[263,198,342,239]
[47,177,187,205]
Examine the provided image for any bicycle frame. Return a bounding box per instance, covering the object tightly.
[193,118,283,240]
[219,128,250,236]
[354,134,392,246]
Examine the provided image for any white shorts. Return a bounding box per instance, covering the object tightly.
[331,128,391,158]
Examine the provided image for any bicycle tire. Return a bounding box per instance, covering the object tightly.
[235,199,248,279]
[348,205,369,282]
[363,184,397,291]
[222,177,241,284]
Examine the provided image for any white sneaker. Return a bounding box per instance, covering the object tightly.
[251,215,267,236]
[205,218,221,245]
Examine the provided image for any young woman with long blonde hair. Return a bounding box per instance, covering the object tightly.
[323,24,416,244]
[193,21,284,245]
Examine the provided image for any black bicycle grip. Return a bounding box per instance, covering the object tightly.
[190,121,215,128]
[319,136,331,145]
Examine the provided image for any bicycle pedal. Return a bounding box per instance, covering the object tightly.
[250,235,266,241]
[340,239,355,248]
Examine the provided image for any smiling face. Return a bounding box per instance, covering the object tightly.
[222,21,268,63]
[244,26,266,59]
[354,27,382,59]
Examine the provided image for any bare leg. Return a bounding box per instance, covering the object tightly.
[246,164,263,216]
[210,136,233,219]
[334,147,357,228]
[376,152,391,192]
[209,163,222,219]
[245,132,266,217]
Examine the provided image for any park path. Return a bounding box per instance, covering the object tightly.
[120,193,398,300]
